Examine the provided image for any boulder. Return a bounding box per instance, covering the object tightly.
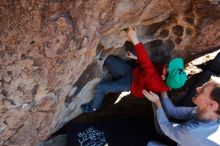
[0,0,219,145]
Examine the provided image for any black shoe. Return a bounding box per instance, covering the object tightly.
[81,103,95,113]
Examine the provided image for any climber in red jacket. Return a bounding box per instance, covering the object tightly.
[81,27,187,112]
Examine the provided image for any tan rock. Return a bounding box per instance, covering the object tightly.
[0,0,219,145]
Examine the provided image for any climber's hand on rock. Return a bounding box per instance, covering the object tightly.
[127,27,139,45]
[126,51,137,60]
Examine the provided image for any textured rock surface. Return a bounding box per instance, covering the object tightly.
[0,0,219,145]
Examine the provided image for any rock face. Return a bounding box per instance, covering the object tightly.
[0,0,219,145]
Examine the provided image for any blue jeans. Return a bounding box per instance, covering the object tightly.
[92,55,133,110]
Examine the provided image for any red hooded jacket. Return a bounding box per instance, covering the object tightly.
[130,42,169,97]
